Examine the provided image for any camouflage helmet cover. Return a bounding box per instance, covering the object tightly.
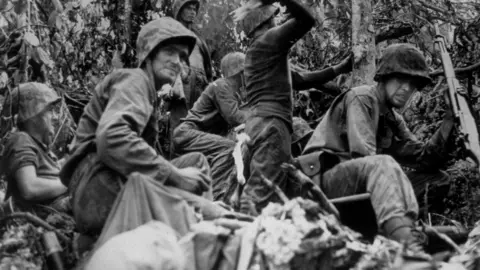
[221,52,246,78]
[6,82,60,123]
[374,43,432,88]
[136,17,197,67]
[292,117,313,144]
[172,0,200,20]
[240,5,279,38]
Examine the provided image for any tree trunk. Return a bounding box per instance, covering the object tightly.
[124,0,132,44]
[351,0,376,87]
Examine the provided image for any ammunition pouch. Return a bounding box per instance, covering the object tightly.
[294,151,341,186]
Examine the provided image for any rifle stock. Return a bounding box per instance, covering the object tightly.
[434,24,480,173]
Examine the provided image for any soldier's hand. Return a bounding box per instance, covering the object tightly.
[173,167,211,195]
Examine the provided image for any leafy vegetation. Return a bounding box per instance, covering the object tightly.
[0,0,479,268]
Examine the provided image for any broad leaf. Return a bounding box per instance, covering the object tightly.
[23,31,40,47]
[33,47,55,69]
[0,71,8,88]
[0,14,7,28]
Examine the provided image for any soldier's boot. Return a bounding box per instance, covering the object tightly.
[383,216,428,252]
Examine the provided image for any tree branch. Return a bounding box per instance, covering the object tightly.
[430,61,480,77]
[417,0,449,16]
[375,25,414,44]
[0,212,69,242]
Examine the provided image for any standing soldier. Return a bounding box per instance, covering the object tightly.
[172,50,350,200]
[238,0,316,213]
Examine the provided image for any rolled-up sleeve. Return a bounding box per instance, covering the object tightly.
[3,132,39,175]
[95,73,174,183]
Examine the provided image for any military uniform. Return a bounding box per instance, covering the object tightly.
[1,82,70,212]
[240,1,316,213]
[301,44,449,245]
[60,18,215,236]
[304,85,452,213]
[169,0,213,136]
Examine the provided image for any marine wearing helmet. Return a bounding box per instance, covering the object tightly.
[59,16,215,236]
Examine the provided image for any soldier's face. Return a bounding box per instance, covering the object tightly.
[27,107,58,146]
[384,75,417,108]
[151,43,189,85]
[179,3,197,23]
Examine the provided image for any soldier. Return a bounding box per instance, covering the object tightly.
[173,52,248,160]
[172,52,246,199]
[301,43,452,247]
[238,0,316,213]
[173,50,351,160]
[59,17,219,236]
[304,43,453,213]
[169,0,213,135]
[2,82,70,212]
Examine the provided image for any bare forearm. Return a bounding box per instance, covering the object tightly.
[20,177,67,202]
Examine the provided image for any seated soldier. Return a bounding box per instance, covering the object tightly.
[173,51,349,201]
[302,43,452,247]
[60,17,229,238]
[304,43,453,213]
[2,82,70,212]
[173,51,351,158]
[173,52,248,162]
[172,52,248,200]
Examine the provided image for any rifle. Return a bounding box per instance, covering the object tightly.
[434,24,480,173]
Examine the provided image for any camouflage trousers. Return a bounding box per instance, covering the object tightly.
[240,116,293,214]
[322,155,419,228]
[173,122,235,163]
[68,151,211,236]
[173,122,237,200]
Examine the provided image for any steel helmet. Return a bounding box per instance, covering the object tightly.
[220,52,246,78]
[172,0,200,20]
[374,43,432,88]
[6,82,60,123]
[240,5,279,38]
[136,17,197,67]
[292,117,313,144]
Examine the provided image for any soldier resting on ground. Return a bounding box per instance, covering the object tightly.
[304,43,454,214]
[60,17,230,238]
[173,48,349,201]
[300,43,453,249]
[2,82,70,213]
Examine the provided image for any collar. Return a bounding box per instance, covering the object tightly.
[373,84,390,116]
[28,133,59,161]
